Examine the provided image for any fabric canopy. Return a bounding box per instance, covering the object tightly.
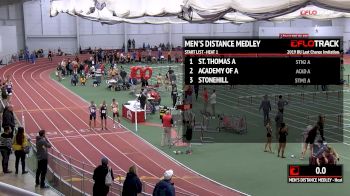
[50,0,350,24]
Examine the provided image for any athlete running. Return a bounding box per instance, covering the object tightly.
[5,77,13,102]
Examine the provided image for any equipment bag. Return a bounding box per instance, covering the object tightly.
[105,168,113,186]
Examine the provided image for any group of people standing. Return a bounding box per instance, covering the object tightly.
[89,98,121,130]
[260,94,336,163]
[260,95,289,158]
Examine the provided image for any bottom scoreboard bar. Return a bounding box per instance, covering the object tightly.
[288,177,343,183]
[287,165,343,183]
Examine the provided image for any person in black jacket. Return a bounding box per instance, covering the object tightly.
[122,165,142,196]
[138,89,147,110]
[93,157,114,196]
[317,115,325,141]
[0,126,13,173]
[171,83,177,108]
[193,84,199,101]
[2,105,15,133]
[36,130,51,188]
[153,170,175,196]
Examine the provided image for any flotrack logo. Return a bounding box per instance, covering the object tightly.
[290,40,339,48]
[300,10,318,16]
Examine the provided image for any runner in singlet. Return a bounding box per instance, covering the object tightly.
[89,101,97,130]
[48,50,52,62]
[111,98,120,128]
[100,100,108,130]
[6,81,12,95]
[6,79,13,102]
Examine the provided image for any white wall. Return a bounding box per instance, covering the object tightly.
[21,0,350,52]
[0,26,18,61]
[0,2,24,53]
[333,18,350,51]
[23,0,77,53]
[22,0,255,51]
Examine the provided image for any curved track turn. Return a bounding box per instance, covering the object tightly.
[1,57,244,196]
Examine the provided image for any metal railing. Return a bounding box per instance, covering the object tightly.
[0,182,41,196]
[26,143,127,196]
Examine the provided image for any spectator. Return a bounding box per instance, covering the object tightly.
[24,49,29,63]
[264,118,272,153]
[277,95,288,113]
[122,165,142,196]
[71,74,78,86]
[277,123,288,158]
[328,146,340,164]
[202,87,208,113]
[36,130,51,188]
[138,90,147,110]
[61,59,67,77]
[153,170,175,196]
[79,63,84,74]
[2,105,15,133]
[56,63,63,81]
[209,89,216,117]
[317,149,336,165]
[317,115,325,141]
[161,111,173,147]
[0,126,13,173]
[48,50,52,62]
[193,84,199,101]
[156,73,163,87]
[120,68,127,83]
[300,125,317,160]
[73,61,79,74]
[313,140,328,159]
[141,77,148,88]
[274,109,283,140]
[184,85,193,104]
[137,50,141,62]
[171,83,177,108]
[167,51,171,63]
[169,72,176,84]
[12,127,28,174]
[30,51,36,64]
[1,83,8,100]
[164,73,170,91]
[166,67,174,82]
[259,95,271,126]
[93,157,114,196]
[80,75,86,86]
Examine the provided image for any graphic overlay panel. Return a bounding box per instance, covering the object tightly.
[288,165,343,183]
[184,37,341,85]
[182,37,344,143]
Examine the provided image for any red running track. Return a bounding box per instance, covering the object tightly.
[1,57,244,196]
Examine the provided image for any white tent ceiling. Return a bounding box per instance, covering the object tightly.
[50,0,350,24]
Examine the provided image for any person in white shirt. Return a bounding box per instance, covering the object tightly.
[209,90,216,117]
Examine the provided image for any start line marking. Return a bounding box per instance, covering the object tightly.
[28,129,129,139]
[65,175,201,182]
